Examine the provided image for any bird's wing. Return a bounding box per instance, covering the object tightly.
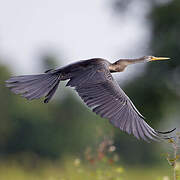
[66,64,168,141]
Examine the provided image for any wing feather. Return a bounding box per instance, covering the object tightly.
[67,62,172,141]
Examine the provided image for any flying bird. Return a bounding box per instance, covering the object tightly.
[5,56,175,142]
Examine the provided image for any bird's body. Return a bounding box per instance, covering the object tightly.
[54,58,110,80]
[5,56,174,142]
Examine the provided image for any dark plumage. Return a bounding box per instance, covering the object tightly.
[5,56,175,142]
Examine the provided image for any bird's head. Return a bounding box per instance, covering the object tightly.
[143,56,170,62]
[109,56,170,72]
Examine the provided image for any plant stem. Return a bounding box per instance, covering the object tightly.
[173,141,177,180]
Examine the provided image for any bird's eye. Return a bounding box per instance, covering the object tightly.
[148,56,154,61]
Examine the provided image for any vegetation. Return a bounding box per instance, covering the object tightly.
[0,158,173,180]
[0,140,175,180]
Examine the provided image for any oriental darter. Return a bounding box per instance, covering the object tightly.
[5,56,175,142]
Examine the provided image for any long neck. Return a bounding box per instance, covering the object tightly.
[120,57,146,65]
[109,57,146,72]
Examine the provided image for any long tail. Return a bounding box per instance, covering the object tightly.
[5,71,61,103]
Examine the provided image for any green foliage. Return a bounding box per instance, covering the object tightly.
[0,140,173,180]
[0,157,172,180]
[164,133,180,180]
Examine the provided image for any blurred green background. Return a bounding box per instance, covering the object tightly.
[0,0,180,179]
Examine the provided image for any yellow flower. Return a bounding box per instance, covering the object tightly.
[115,167,124,173]
[175,162,180,171]
[109,145,116,152]
[74,158,81,166]
[163,176,169,180]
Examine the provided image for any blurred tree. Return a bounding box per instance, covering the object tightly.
[0,65,16,153]
[40,54,58,71]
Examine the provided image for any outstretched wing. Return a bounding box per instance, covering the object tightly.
[66,63,162,141]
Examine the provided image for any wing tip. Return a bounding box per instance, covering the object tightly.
[156,127,176,134]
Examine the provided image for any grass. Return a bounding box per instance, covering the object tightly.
[1,135,180,180]
[0,157,173,180]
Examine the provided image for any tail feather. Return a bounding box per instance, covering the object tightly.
[5,73,61,103]
[8,75,54,94]
[22,75,57,96]
[23,76,58,100]
[6,74,51,89]
[6,74,48,83]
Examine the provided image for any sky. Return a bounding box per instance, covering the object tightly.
[0,0,151,81]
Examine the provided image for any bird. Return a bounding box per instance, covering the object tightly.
[5,56,175,142]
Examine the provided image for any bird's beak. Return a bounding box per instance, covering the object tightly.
[150,56,170,61]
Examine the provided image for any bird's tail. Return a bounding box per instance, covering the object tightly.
[5,70,61,103]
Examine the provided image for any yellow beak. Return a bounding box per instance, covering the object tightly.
[151,56,170,61]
